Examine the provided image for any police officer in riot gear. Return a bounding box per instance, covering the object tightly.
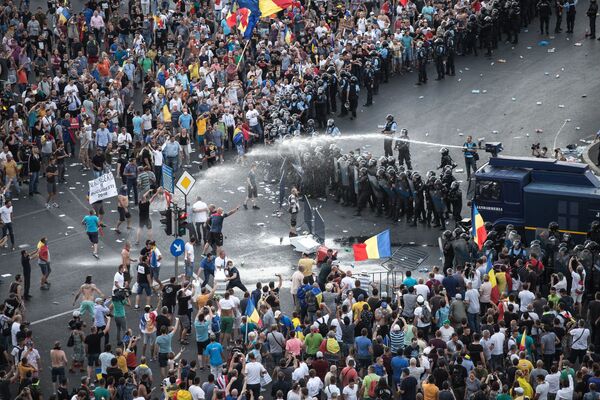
[447,181,463,224]
[439,148,457,170]
[416,41,428,85]
[326,119,341,136]
[355,167,371,216]
[412,172,427,226]
[347,76,360,120]
[315,87,328,128]
[382,115,397,157]
[434,37,446,80]
[445,31,456,76]
[481,16,494,57]
[538,0,552,34]
[363,61,375,107]
[395,129,412,170]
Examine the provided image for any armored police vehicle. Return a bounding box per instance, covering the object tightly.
[473,156,600,242]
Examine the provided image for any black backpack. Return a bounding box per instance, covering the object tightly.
[317,316,330,336]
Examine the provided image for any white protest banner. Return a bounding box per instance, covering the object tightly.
[88,173,118,204]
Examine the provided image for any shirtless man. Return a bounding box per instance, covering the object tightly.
[121,241,134,286]
[218,291,236,347]
[115,186,132,234]
[72,276,105,319]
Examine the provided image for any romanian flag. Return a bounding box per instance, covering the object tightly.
[259,0,292,16]
[488,269,500,304]
[226,10,237,28]
[59,8,71,24]
[237,8,251,36]
[353,230,392,261]
[519,329,527,351]
[245,298,262,327]
[236,0,260,39]
[472,204,487,250]
[284,27,293,44]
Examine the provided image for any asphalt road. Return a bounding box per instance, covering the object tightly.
[3,1,600,396]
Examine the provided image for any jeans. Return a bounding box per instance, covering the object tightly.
[467,312,480,332]
[194,222,207,244]
[4,176,19,197]
[126,178,138,204]
[29,172,39,194]
[165,156,178,173]
[465,157,477,180]
[202,269,214,288]
[1,222,14,247]
[184,260,194,278]
[115,316,127,344]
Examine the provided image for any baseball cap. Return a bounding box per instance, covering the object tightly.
[274,310,282,318]
[515,388,524,394]
[316,351,323,358]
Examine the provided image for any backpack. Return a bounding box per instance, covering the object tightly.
[436,45,445,56]
[67,333,75,347]
[317,316,330,336]
[421,306,432,324]
[305,290,317,312]
[1,318,11,337]
[211,315,221,333]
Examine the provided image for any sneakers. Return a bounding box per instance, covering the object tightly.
[252,205,260,210]
[93,253,99,259]
[45,203,51,209]
[243,204,248,210]
[52,203,59,208]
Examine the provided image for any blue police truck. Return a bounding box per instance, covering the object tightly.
[473,156,600,242]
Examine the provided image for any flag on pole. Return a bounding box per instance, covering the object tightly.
[226,10,237,28]
[488,269,500,304]
[519,329,528,351]
[59,8,71,24]
[353,230,392,261]
[245,298,262,327]
[472,204,487,249]
[284,27,293,44]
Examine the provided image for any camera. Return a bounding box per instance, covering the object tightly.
[112,288,131,301]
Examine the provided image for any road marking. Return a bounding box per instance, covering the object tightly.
[30,309,77,326]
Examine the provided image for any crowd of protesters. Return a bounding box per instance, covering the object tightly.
[0,0,598,397]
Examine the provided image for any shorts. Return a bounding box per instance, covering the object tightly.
[142,331,156,345]
[571,292,583,303]
[197,339,210,354]
[139,218,152,229]
[291,212,298,227]
[151,267,160,281]
[137,282,151,296]
[79,300,95,318]
[87,232,99,244]
[247,186,257,198]
[208,232,224,247]
[47,181,57,194]
[158,352,169,367]
[87,353,99,367]
[179,314,191,331]
[51,366,65,382]
[39,262,51,276]
[92,202,105,216]
[118,207,131,222]
[221,316,234,334]
[357,356,372,371]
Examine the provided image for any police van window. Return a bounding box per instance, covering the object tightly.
[558,201,580,231]
[476,180,502,202]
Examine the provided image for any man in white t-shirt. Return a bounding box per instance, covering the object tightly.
[189,376,206,400]
[184,238,196,279]
[192,196,209,245]
[113,264,126,292]
[535,374,549,400]
[343,379,359,400]
[0,200,15,250]
[244,352,266,399]
[518,283,536,312]
[569,320,590,364]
